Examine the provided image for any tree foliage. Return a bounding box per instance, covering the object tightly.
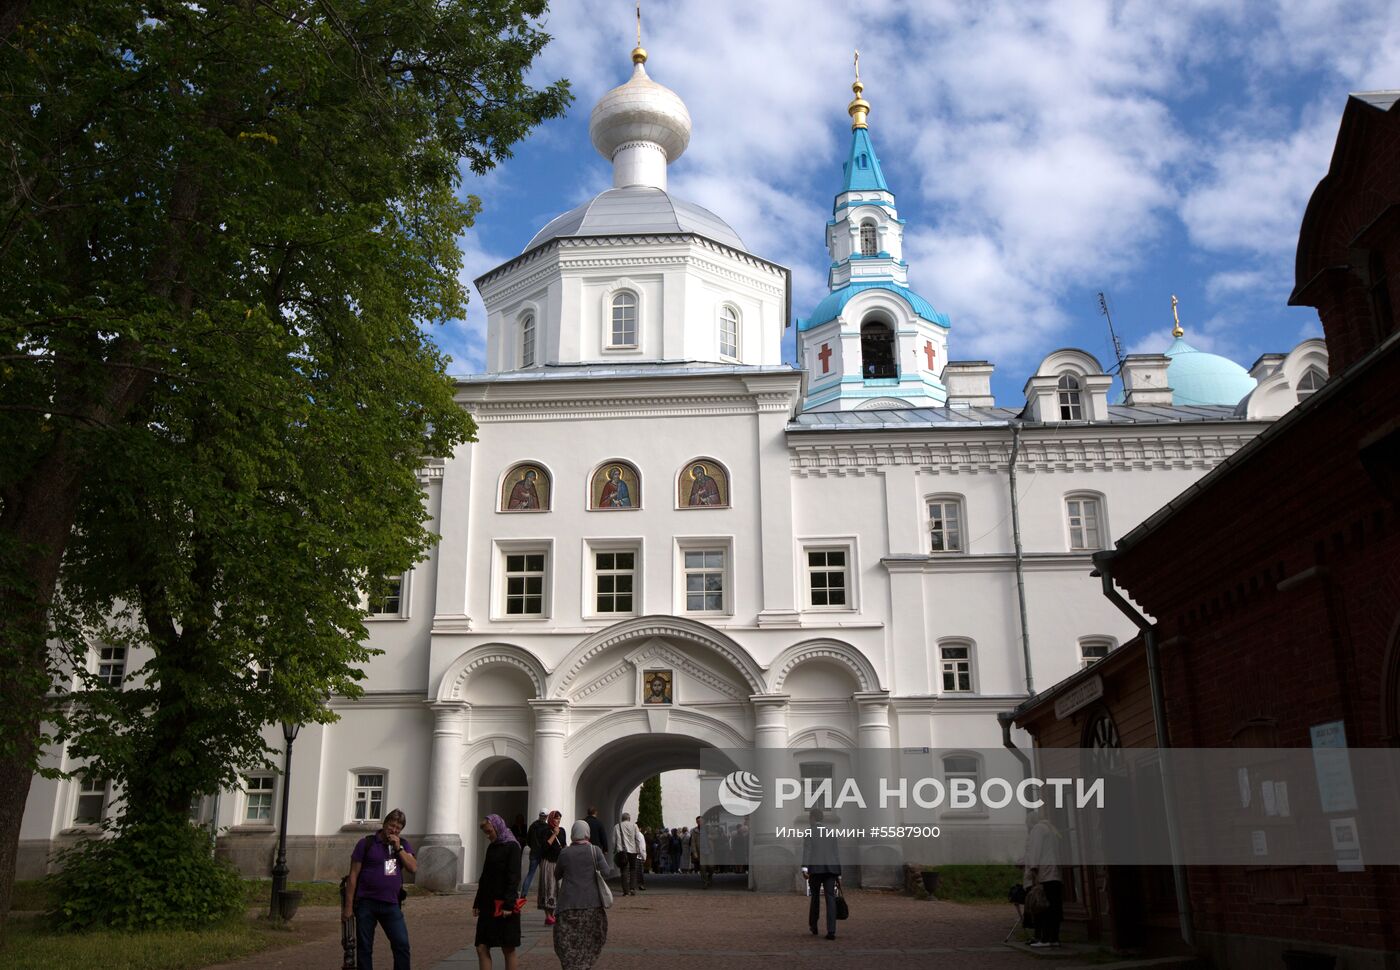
[0,0,569,927]
[638,776,663,832]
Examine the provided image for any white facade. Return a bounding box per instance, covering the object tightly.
[19,50,1318,889]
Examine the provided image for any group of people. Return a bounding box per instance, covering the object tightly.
[339,803,1064,969]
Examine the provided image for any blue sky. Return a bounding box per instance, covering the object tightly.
[440,0,1400,404]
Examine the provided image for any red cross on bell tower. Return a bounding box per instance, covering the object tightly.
[923,340,936,370]
[818,343,833,374]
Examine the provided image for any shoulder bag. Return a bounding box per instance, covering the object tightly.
[593,847,614,909]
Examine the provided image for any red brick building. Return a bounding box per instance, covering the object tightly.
[1013,91,1400,969]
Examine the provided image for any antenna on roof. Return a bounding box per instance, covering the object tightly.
[1097,291,1127,376]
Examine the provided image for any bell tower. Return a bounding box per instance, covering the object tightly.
[798,53,951,411]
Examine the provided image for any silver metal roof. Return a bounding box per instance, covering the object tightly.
[523,186,747,253]
[789,403,1247,431]
[1353,90,1400,112]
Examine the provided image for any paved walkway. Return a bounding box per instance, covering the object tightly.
[208,877,1190,970]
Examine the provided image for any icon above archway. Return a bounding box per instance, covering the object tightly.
[501,463,550,511]
[679,459,728,508]
[590,461,640,510]
[642,669,673,705]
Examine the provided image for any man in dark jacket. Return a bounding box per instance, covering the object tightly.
[521,810,549,898]
[802,808,842,940]
[586,806,608,854]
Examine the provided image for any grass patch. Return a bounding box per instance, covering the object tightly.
[0,913,294,970]
[240,879,430,909]
[926,864,1022,903]
[8,880,54,913]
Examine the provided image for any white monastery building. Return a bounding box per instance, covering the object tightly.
[20,45,1329,889]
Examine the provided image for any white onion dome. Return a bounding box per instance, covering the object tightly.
[588,47,691,189]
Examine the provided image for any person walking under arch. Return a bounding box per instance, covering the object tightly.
[802,808,841,940]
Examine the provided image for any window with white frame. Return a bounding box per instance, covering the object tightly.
[610,291,638,348]
[243,774,276,824]
[1066,495,1105,551]
[504,551,547,616]
[368,575,404,617]
[97,645,126,687]
[942,753,982,811]
[859,220,877,257]
[719,305,739,359]
[73,775,108,825]
[520,313,536,368]
[1057,373,1084,420]
[593,548,637,615]
[681,547,728,614]
[927,498,964,553]
[940,642,974,693]
[1079,636,1114,668]
[804,547,849,609]
[1296,367,1325,402]
[352,771,385,822]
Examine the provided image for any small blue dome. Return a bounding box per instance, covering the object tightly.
[1165,337,1256,406]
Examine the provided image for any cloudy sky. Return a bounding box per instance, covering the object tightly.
[441,0,1400,403]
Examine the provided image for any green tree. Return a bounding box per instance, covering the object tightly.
[0,0,569,928]
[638,775,663,832]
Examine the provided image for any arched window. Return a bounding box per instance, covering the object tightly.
[520,313,535,368]
[926,495,965,553]
[939,640,976,693]
[860,320,897,378]
[610,291,638,348]
[1065,493,1106,551]
[1079,636,1115,668]
[859,220,878,257]
[1296,367,1325,402]
[719,305,739,359]
[1057,373,1084,420]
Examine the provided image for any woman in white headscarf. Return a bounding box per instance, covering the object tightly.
[553,819,614,970]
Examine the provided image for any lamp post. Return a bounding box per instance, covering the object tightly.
[269,719,300,920]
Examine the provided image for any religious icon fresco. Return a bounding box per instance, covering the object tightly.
[678,458,727,508]
[501,463,550,511]
[590,461,640,510]
[642,669,673,705]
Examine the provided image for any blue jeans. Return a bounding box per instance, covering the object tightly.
[355,897,411,970]
[520,851,541,898]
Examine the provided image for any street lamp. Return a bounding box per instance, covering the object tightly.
[269,719,301,920]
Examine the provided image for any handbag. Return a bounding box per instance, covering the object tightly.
[835,883,849,921]
[1025,883,1048,919]
[593,848,614,909]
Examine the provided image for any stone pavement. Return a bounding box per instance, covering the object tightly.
[206,875,1194,970]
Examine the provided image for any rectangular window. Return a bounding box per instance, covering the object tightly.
[97,645,126,687]
[683,549,726,612]
[74,776,107,825]
[1080,640,1112,667]
[806,549,848,608]
[928,500,963,553]
[244,774,275,823]
[940,645,972,692]
[353,773,385,822]
[505,553,546,616]
[943,755,980,789]
[369,575,403,616]
[1067,498,1103,551]
[595,550,636,614]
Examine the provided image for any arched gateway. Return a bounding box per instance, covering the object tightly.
[413,617,888,890]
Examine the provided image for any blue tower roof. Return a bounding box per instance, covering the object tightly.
[799,281,951,332]
[841,126,889,194]
[1164,337,1257,406]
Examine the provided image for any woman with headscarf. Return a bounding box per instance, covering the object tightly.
[537,809,566,925]
[473,815,522,970]
[554,819,614,970]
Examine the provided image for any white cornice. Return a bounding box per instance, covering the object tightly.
[882,553,1093,574]
[789,426,1261,474]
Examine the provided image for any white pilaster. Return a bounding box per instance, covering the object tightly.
[529,699,571,816]
[750,694,791,748]
[418,700,470,890]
